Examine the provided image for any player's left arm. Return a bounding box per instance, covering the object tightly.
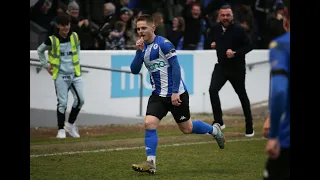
[233,26,253,57]
[161,40,181,93]
[268,41,289,139]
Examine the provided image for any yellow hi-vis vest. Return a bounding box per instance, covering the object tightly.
[48,32,81,80]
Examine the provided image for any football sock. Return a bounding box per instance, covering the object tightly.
[145,129,157,165]
[147,156,156,166]
[192,120,216,135]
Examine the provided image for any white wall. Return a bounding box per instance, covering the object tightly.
[30,50,270,117]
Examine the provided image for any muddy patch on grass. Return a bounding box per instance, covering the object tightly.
[30,115,266,139]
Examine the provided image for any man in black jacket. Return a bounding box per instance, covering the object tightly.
[209,4,254,137]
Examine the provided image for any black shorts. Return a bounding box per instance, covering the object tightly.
[263,148,290,180]
[146,91,190,123]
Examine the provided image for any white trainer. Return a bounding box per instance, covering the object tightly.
[56,129,66,138]
[64,122,80,138]
[220,124,226,130]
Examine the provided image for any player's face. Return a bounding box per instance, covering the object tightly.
[58,23,70,36]
[219,9,233,27]
[136,20,155,43]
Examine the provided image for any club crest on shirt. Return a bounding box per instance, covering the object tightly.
[153,44,158,49]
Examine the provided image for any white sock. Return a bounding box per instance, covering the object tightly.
[211,126,218,136]
[147,156,156,166]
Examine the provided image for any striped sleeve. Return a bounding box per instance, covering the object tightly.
[161,39,177,61]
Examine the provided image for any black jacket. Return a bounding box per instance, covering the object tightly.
[211,22,252,67]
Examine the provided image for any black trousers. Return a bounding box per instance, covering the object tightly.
[209,63,253,126]
[263,148,290,180]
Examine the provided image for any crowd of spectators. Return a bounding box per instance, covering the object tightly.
[30,0,286,50]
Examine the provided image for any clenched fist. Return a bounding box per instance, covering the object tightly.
[211,42,216,49]
[226,49,235,58]
[136,37,144,51]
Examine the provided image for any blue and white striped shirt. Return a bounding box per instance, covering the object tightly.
[131,36,187,97]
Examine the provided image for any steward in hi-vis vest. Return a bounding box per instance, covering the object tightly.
[37,14,84,139]
[48,31,81,80]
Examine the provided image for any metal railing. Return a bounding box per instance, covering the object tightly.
[30,58,144,116]
[30,59,90,74]
[246,60,269,71]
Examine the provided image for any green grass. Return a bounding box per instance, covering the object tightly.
[30,139,267,180]
[30,125,251,145]
[30,115,268,180]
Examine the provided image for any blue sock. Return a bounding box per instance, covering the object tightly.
[145,129,158,157]
[191,120,214,134]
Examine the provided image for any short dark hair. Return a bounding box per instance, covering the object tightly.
[191,3,201,9]
[220,4,232,10]
[56,14,70,26]
[136,14,154,24]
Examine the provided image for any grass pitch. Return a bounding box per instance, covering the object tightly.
[30,114,268,180]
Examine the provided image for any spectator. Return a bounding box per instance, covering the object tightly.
[254,0,282,48]
[68,1,93,50]
[94,2,117,51]
[105,21,126,50]
[51,3,68,28]
[264,3,286,45]
[91,31,105,50]
[153,12,166,37]
[119,7,138,49]
[99,2,117,38]
[115,0,130,20]
[166,16,185,48]
[182,3,204,50]
[234,4,258,48]
[30,0,57,35]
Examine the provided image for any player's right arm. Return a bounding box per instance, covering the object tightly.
[37,37,52,74]
[265,40,289,159]
[130,37,144,74]
[268,41,289,140]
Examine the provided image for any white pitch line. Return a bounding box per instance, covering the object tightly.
[30,137,265,158]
